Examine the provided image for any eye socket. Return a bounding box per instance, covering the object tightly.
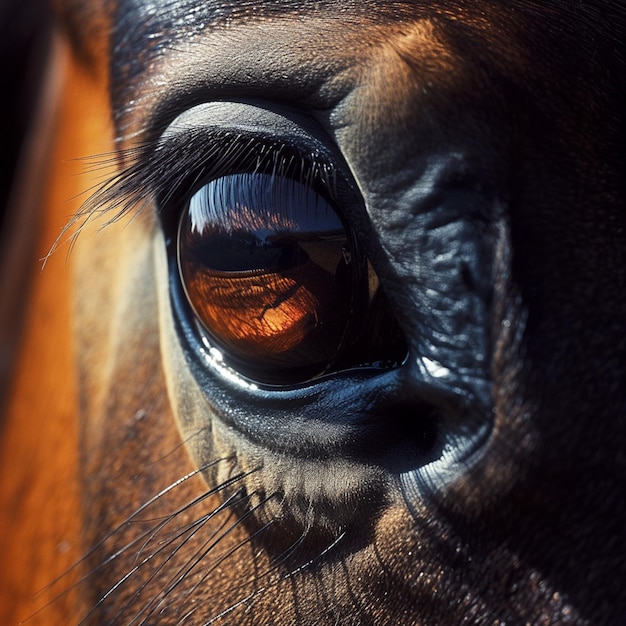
[159,102,409,387]
[177,172,361,384]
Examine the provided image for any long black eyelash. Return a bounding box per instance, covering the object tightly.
[47,129,338,261]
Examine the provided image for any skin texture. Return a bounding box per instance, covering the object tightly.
[0,1,624,624]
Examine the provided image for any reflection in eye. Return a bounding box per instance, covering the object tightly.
[178,173,357,383]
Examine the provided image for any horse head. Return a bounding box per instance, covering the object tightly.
[1,1,624,624]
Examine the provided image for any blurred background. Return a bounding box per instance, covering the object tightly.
[0,0,54,418]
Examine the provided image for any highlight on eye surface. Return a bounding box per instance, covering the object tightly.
[177,172,356,383]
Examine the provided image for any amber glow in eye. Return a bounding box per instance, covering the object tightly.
[177,173,357,383]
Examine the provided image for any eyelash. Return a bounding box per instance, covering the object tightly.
[67,130,341,241]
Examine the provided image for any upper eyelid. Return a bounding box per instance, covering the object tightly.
[62,101,358,251]
[152,129,342,214]
[153,100,349,196]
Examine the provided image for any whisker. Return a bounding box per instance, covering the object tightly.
[85,469,253,577]
[92,490,250,626]
[126,504,242,626]
[178,509,336,625]
[180,518,276,606]
[27,458,244,622]
[132,481,245,556]
[200,530,346,626]
[283,531,346,578]
[173,519,276,626]
[144,426,210,468]
[132,492,275,626]
[37,459,227,593]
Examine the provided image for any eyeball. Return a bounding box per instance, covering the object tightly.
[177,172,360,384]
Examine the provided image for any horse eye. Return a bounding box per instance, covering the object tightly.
[177,172,359,384]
